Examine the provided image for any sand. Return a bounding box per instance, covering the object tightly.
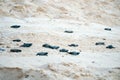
[0,17,120,80]
[0,0,120,80]
[0,0,120,26]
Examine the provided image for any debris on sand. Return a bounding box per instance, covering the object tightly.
[104,28,111,31]
[13,39,21,42]
[68,51,80,55]
[106,45,115,49]
[10,49,22,52]
[36,52,48,56]
[68,44,78,47]
[42,44,59,49]
[10,25,21,28]
[20,43,32,47]
[59,49,68,52]
[64,30,73,33]
[95,42,105,45]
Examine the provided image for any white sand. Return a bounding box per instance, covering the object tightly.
[0,17,120,80]
[0,0,120,80]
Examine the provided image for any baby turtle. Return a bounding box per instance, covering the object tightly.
[59,49,68,52]
[36,52,48,56]
[20,43,32,47]
[42,44,59,49]
[0,48,5,52]
[68,44,78,47]
[11,25,21,28]
[10,49,22,52]
[104,28,111,31]
[95,42,105,45]
[64,30,73,33]
[106,45,115,49]
[13,39,21,42]
[68,51,80,55]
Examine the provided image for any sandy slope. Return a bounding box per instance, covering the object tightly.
[0,0,120,26]
[0,17,120,80]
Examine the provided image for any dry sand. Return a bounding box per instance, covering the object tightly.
[0,0,120,80]
[0,17,120,80]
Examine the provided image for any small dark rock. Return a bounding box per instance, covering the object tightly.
[36,52,48,56]
[64,30,73,33]
[104,28,111,31]
[13,39,21,42]
[11,25,21,28]
[95,42,105,45]
[10,49,22,52]
[68,44,78,47]
[59,49,68,52]
[68,51,80,55]
[106,45,115,49]
[42,44,59,49]
[20,43,32,47]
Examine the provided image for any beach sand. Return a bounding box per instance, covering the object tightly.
[0,0,120,80]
